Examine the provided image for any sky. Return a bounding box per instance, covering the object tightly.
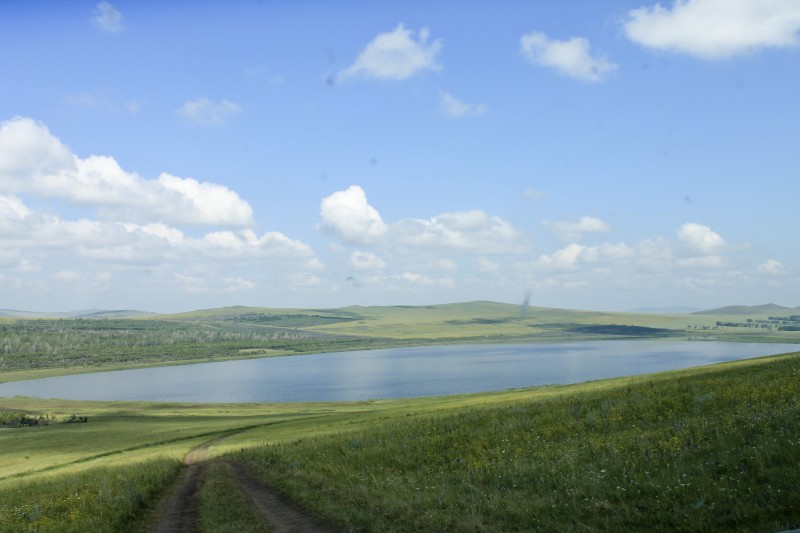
[0,0,798,313]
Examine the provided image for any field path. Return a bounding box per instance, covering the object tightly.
[152,433,335,532]
[223,460,334,533]
[152,463,203,533]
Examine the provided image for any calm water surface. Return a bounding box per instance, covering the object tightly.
[0,340,797,403]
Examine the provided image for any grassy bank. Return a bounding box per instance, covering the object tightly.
[232,352,800,531]
[1,351,799,531]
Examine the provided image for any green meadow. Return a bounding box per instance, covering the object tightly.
[1,353,798,531]
[1,302,799,531]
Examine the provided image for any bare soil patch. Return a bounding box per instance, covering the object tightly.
[152,463,203,533]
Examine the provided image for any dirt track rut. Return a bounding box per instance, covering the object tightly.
[152,435,335,532]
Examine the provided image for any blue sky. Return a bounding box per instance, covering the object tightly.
[1,0,798,313]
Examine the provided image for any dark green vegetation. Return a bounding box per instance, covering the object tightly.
[3,301,799,383]
[0,314,389,376]
[568,324,677,336]
[233,353,800,531]
[0,410,86,427]
[716,315,800,331]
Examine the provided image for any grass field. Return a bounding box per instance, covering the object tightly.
[1,301,799,531]
[1,351,799,531]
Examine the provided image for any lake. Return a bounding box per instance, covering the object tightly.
[0,340,797,403]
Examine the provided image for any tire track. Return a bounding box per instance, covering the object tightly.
[223,460,335,533]
[152,429,335,533]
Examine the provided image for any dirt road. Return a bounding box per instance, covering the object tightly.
[152,435,334,532]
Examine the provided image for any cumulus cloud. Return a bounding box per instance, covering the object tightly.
[319,185,388,245]
[432,258,458,271]
[178,97,241,126]
[758,259,787,275]
[340,24,442,81]
[0,117,254,227]
[0,194,31,221]
[520,31,617,82]
[677,222,725,254]
[623,0,800,59]
[396,272,455,288]
[1,187,317,273]
[544,216,611,241]
[439,92,488,118]
[320,185,530,255]
[91,2,124,34]
[393,210,529,254]
[350,251,387,272]
[477,257,500,273]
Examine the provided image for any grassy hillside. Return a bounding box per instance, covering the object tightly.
[1,351,798,531]
[232,351,800,531]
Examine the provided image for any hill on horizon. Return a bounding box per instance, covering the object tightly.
[0,309,158,319]
[692,303,799,316]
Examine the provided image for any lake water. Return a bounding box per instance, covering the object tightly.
[0,340,797,403]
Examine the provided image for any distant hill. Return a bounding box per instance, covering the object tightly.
[75,310,160,319]
[0,309,157,319]
[692,303,798,316]
[627,306,704,314]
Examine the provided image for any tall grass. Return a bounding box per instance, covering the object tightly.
[234,354,800,531]
[0,458,180,532]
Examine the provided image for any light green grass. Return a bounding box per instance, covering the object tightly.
[1,352,799,532]
[0,458,180,533]
[232,352,800,532]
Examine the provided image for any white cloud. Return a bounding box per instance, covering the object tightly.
[535,243,587,271]
[53,270,81,282]
[477,257,500,273]
[532,241,635,273]
[393,210,529,254]
[677,222,725,254]
[0,194,31,221]
[396,272,455,288]
[520,31,617,82]
[340,24,442,81]
[92,2,124,34]
[439,92,488,118]
[0,194,317,271]
[758,259,787,276]
[350,251,387,272]
[0,117,254,227]
[677,256,724,269]
[623,0,800,59]
[288,272,322,287]
[544,216,611,241]
[319,185,388,245]
[194,230,316,261]
[320,186,530,255]
[222,276,256,292]
[178,98,241,126]
[433,258,458,271]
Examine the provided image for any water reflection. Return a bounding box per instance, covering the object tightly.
[0,340,796,403]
